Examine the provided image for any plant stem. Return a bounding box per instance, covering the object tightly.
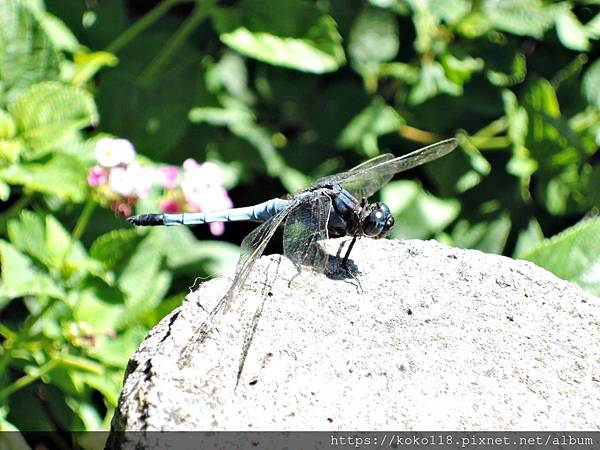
[0,324,16,341]
[106,0,186,54]
[0,297,56,375]
[59,199,96,273]
[0,193,32,231]
[398,125,442,144]
[140,0,215,83]
[0,360,59,401]
[473,117,507,138]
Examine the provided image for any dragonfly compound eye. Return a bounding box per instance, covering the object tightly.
[362,203,391,237]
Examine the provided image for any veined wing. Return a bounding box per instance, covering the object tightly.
[218,200,295,314]
[314,138,457,199]
[283,194,332,274]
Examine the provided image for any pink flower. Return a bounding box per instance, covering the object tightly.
[128,163,153,199]
[95,138,136,167]
[88,166,107,186]
[160,199,180,213]
[181,160,232,211]
[156,166,179,190]
[209,222,225,236]
[181,159,232,236]
[108,163,152,199]
[109,166,134,197]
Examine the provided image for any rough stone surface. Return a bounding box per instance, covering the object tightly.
[110,238,599,433]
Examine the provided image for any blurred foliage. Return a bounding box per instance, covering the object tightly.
[0,0,599,442]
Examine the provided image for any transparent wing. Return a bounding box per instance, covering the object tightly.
[218,201,295,313]
[283,194,332,274]
[313,138,457,199]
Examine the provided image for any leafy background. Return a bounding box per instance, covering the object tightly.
[0,0,599,445]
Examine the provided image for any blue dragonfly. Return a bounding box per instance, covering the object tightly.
[128,138,458,311]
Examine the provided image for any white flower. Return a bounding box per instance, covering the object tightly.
[95,138,136,167]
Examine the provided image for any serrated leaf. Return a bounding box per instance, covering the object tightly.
[44,214,88,271]
[0,0,61,103]
[35,11,80,52]
[522,217,600,296]
[483,0,555,38]
[213,0,345,73]
[117,229,164,299]
[348,7,399,72]
[0,240,64,300]
[382,180,460,239]
[7,210,46,263]
[582,59,600,110]
[0,153,88,201]
[90,228,145,270]
[426,0,471,25]
[0,109,17,139]
[555,8,590,51]
[8,82,97,154]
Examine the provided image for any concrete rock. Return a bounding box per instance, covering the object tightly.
[110,238,600,432]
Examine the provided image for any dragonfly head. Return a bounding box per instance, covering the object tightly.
[362,202,394,238]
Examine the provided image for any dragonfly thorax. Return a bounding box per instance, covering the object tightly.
[361,202,394,238]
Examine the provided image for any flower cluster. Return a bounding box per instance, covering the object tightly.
[88,138,232,236]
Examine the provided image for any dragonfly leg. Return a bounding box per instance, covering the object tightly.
[342,235,358,268]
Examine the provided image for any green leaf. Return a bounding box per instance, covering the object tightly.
[555,8,590,51]
[522,217,600,297]
[427,0,471,25]
[87,326,147,369]
[72,281,126,333]
[585,12,600,39]
[348,7,399,72]
[382,180,460,239]
[213,0,345,73]
[486,53,527,87]
[72,50,119,87]
[440,50,484,86]
[0,179,9,201]
[483,0,555,38]
[450,215,512,254]
[8,82,97,154]
[34,10,80,52]
[513,218,544,258]
[338,98,404,155]
[522,78,580,173]
[0,0,61,103]
[7,210,46,263]
[90,228,145,271]
[0,109,17,139]
[409,61,462,105]
[0,153,88,201]
[189,98,301,189]
[0,240,64,300]
[44,214,88,271]
[582,59,600,110]
[161,227,239,276]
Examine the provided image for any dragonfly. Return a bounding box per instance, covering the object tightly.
[127,138,458,312]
